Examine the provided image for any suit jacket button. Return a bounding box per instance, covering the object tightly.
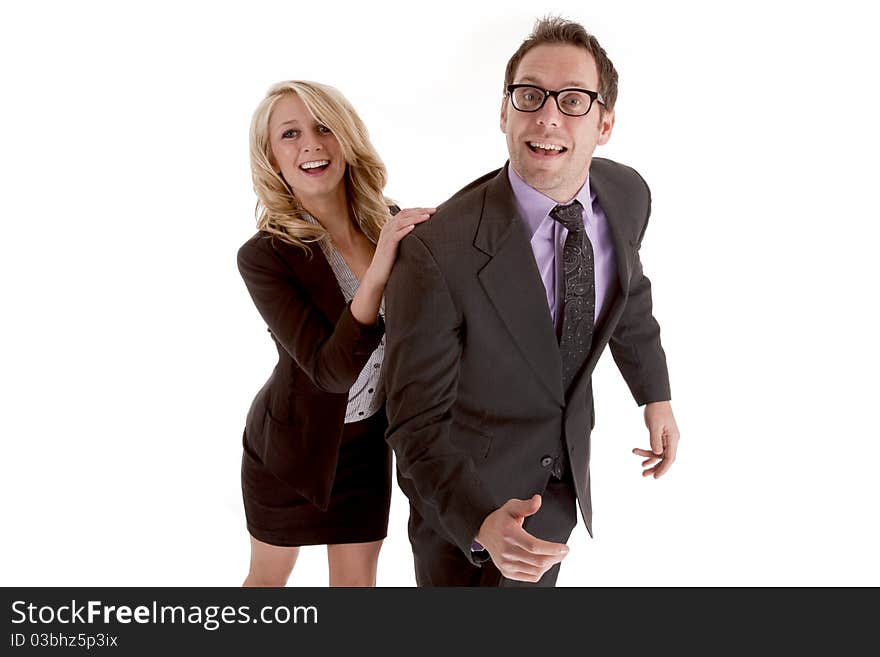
[541,456,553,468]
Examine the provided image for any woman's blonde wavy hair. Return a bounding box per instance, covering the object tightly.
[249,80,393,251]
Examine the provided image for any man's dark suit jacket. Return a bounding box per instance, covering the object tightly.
[237,233,385,510]
[384,157,671,565]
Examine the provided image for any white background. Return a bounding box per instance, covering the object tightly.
[2,0,878,586]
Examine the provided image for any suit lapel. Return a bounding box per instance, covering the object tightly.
[590,160,634,301]
[475,168,565,405]
[272,238,346,324]
[569,159,637,391]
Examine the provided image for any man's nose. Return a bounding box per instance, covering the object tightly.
[535,97,563,128]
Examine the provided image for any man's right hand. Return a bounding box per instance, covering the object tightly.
[475,494,569,583]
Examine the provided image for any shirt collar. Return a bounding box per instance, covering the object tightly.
[507,163,596,239]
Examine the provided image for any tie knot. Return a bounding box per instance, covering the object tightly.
[549,200,584,232]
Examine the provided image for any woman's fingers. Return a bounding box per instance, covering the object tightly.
[398,207,436,215]
[397,208,433,221]
[394,207,435,222]
[394,213,429,231]
[387,208,435,240]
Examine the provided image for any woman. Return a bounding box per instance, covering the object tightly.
[237,80,433,586]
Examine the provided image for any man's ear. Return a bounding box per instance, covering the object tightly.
[597,108,615,146]
[500,97,509,134]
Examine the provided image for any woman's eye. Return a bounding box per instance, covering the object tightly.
[282,129,299,139]
[317,124,331,135]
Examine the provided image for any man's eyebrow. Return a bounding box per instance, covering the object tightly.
[516,75,591,88]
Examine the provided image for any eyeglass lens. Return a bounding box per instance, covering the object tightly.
[511,86,593,116]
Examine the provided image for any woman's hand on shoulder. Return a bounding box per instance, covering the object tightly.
[365,207,435,287]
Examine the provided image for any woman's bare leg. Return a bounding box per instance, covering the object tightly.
[327,540,383,587]
[243,535,300,587]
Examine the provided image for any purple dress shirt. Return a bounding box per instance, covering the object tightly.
[507,164,618,328]
[471,164,618,553]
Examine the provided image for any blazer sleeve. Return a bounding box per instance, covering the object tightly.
[608,175,672,405]
[237,236,384,394]
[383,233,498,564]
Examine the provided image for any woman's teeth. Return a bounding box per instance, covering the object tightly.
[300,160,330,170]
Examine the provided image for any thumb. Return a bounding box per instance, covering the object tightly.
[649,424,664,455]
[506,494,542,519]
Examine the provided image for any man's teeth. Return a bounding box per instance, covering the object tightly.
[300,160,329,170]
[529,142,564,151]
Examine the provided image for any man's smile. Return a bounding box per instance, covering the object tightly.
[526,140,568,157]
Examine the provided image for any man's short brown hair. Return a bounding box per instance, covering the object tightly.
[504,16,619,113]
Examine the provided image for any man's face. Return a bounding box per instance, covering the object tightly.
[501,43,615,202]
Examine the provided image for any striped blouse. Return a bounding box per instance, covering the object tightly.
[305,214,385,423]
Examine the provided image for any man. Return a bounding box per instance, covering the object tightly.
[384,16,680,587]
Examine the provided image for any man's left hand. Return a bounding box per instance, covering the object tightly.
[632,400,679,478]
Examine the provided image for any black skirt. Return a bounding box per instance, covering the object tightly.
[241,408,391,547]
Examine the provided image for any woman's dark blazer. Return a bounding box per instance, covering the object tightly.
[237,231,385,511]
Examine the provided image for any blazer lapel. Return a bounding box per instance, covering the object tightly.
[476,168,565,405]
[272,238,346,324]
[569,160,636,391]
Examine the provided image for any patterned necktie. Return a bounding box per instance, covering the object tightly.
[549,200,595,391]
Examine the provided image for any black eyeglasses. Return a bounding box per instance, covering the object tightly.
[506,84,605,117]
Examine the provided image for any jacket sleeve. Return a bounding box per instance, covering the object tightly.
[608,175,672,406]
[237,237,384,394]
[383,233,498,564]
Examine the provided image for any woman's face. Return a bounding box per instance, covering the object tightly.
[267,93,346,205]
